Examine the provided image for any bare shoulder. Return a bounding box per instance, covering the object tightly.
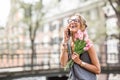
[87,39,98,58]
[87,43,99,63]
[87,39,95,55]
[88,46,96,55]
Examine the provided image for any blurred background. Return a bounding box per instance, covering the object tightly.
[0,0,120,80]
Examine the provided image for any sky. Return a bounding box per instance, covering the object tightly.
[0,0,10,27]
[0,0,93,27]
[0,0,80,27]
[0,0,51,27]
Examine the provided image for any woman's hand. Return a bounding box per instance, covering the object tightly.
[71,52,81,65]
[63,24,70,43]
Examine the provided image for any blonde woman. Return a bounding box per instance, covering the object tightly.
[60,14,101,80]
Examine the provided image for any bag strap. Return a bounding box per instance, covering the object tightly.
[67,39,78,80]
[67,38,72,60]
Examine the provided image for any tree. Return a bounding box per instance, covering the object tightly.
[108,0,120,28]
[108,0,120,60]
[19,0,44,70]
[18,0,60,70]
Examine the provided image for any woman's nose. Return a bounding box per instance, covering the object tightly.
[70,20,75,24]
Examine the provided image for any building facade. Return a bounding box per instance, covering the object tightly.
[0,0,120,80]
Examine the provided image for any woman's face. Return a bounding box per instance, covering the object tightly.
[68,15,80,33]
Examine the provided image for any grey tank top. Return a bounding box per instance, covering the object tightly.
[67,40,96,80]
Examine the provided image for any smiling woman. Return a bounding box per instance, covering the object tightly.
[0,0,10,26]
[60,13,101,80]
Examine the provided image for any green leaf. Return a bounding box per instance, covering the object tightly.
[64,39,87,71]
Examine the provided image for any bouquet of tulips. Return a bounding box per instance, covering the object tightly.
[64,30,93,70]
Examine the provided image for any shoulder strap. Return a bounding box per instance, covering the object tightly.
[67,39,72,60]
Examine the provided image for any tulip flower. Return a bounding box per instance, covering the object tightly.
[64,29,93,70]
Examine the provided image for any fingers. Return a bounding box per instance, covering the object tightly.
[63,26,70,42]
[71,52,81,64]
[71,52,79,60]
[71,54,77,60]
[73,52,79,56]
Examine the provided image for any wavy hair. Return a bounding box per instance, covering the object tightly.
[74,13,87,31]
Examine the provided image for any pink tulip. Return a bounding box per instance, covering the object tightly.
[84,42,93,51]
[83,30,88,37]
[78,34,83,40]
[84,47,89,51]
[75,30,84,40]
[84,38,91,44]
[75,33,79,39]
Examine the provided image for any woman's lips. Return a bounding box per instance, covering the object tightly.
[72,26,75,28]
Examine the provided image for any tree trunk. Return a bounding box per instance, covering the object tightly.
[117,14,120,28]
[31,39,36,70]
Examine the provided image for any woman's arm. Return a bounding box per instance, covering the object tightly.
[71,46,101,74]
[60,26,70,67]
[82,46,101,74]
[60,42,69,67]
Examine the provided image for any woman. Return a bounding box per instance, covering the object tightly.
[60,14,101,80]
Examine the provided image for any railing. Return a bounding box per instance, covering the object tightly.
[0,52,120,71]
[0,44,120,79]
[99,43,120,73]
[0,52,65,79]
[0,52,61,70]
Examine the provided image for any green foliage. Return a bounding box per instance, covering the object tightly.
[74,39,86,54]
[64,39,86,70]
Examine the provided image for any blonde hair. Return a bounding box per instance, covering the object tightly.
[74,13,87,31]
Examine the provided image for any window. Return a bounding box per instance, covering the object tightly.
[63,17,69,27]
[50,20,59,31]
[43,36,50,48]
[106,18,118,35]
[89,8,98,21]
[107,38,119,63]
[43,24,49,33]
